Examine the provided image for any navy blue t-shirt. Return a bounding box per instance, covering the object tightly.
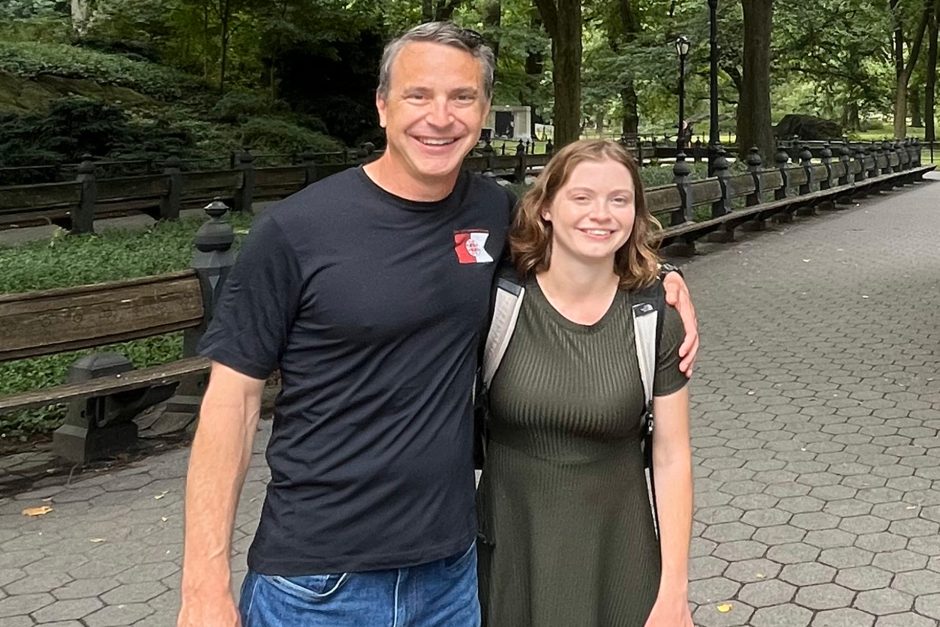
[198,167,513,575]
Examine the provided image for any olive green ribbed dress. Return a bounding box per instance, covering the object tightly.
[477,278,687,627]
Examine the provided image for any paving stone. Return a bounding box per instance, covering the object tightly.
[908,535,940,556]
[872,549,929,573]
[888,517,940,537]
[101,581,168,604]
[834,565,893,591]
[83,602,155,626]
[794,583,856,610]
[723,558,781,584]
[690,556,729,580]
[791,512,841,531]
[752,525,805,545]
[854,588,914,615]
[0,592,55,617]
[711,540,767,562]
[766,542,821,565]
[874,613,937,627]
[894,569,940,595]
[779,562,837,586]
[5,570,73,594]
[0,568,27,588]
[738,579,796,607]
[913,592,940,620]
[750,604,813,627]
[692,600,755,626]
[702,522,756,543]
[818,546,874,568]
[810,607,875,626]
[31,597,104,622]
[804,529,856,549]
[689,577,742,605]
[824,500,873,517]
[854,532,908,552]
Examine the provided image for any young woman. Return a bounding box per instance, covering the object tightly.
[477,139,694,627]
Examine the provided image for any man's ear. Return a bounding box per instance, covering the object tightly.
[376,91,388,129]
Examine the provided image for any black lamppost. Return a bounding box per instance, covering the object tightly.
[675,35,690,151]
[707,0,720,175]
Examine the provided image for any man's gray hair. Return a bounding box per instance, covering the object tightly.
[377,21,495,101]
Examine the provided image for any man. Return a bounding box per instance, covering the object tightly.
[178,22,698,627]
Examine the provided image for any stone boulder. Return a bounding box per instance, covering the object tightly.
[774,114,843,140]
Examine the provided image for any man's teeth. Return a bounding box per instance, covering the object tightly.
[419,138,456,145]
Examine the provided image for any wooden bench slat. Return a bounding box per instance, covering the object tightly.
[646,185,682,215]
[691,179,722,204]
[0,271,204,361]
[726,174,756,198]
[0,356,210,414]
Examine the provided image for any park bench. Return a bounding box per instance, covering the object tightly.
[0,200,236,463]
[647,141,935,253]
[0,145,553,233]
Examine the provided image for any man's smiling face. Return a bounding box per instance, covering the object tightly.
[376,41,490,198]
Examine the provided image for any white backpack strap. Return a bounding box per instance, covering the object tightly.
[632,300,659,408]
[483,279,525,388]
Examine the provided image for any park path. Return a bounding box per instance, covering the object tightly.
[0,173,937,626]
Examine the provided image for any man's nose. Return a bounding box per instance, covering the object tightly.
[427,97,453,126]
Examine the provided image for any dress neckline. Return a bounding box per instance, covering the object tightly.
[526,278,626,334]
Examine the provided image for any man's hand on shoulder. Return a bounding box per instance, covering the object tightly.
[662,271,699,376]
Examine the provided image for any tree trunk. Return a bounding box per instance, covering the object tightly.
[482,0,501,69]
[535,0,583,147]
[911,84,923,126]
[926,8,938,142]
[891,0,931,138]
[611,0,640,137]
[70,0,94,38]
[621,85,639,136]
[736,0,774,161]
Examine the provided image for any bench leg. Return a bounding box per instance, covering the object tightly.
[707,225,735,243]
[663,239,696,257]
[51,353,175,464]
[738,218,766,232]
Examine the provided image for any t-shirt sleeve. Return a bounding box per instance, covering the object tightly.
[197,213,302,380]
[653,304,689,397]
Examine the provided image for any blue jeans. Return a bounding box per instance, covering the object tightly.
[239,542,480,626]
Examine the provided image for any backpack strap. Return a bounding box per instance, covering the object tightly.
[482,275,525,389]
[474,265,525,469]
[631,279,667,539]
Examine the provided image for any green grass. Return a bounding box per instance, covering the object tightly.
[0,212,252,438]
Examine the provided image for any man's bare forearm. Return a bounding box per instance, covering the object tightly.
[181,367,263,597]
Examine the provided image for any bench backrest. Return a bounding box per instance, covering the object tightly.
[0,270,204,362]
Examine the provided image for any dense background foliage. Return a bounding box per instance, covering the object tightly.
[0,0,936,172]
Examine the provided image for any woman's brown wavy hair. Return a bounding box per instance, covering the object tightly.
[510,139,662,289]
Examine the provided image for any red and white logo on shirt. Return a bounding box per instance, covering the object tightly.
[454,230,494,264]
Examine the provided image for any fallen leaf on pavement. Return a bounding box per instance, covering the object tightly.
[89,538,105,543]
[154,491,169,500]
[716,603,733,613]
[22,505,53,517]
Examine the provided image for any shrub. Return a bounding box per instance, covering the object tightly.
[0,40,199,100]
[238,117,344,155]
[211,91,289,123]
